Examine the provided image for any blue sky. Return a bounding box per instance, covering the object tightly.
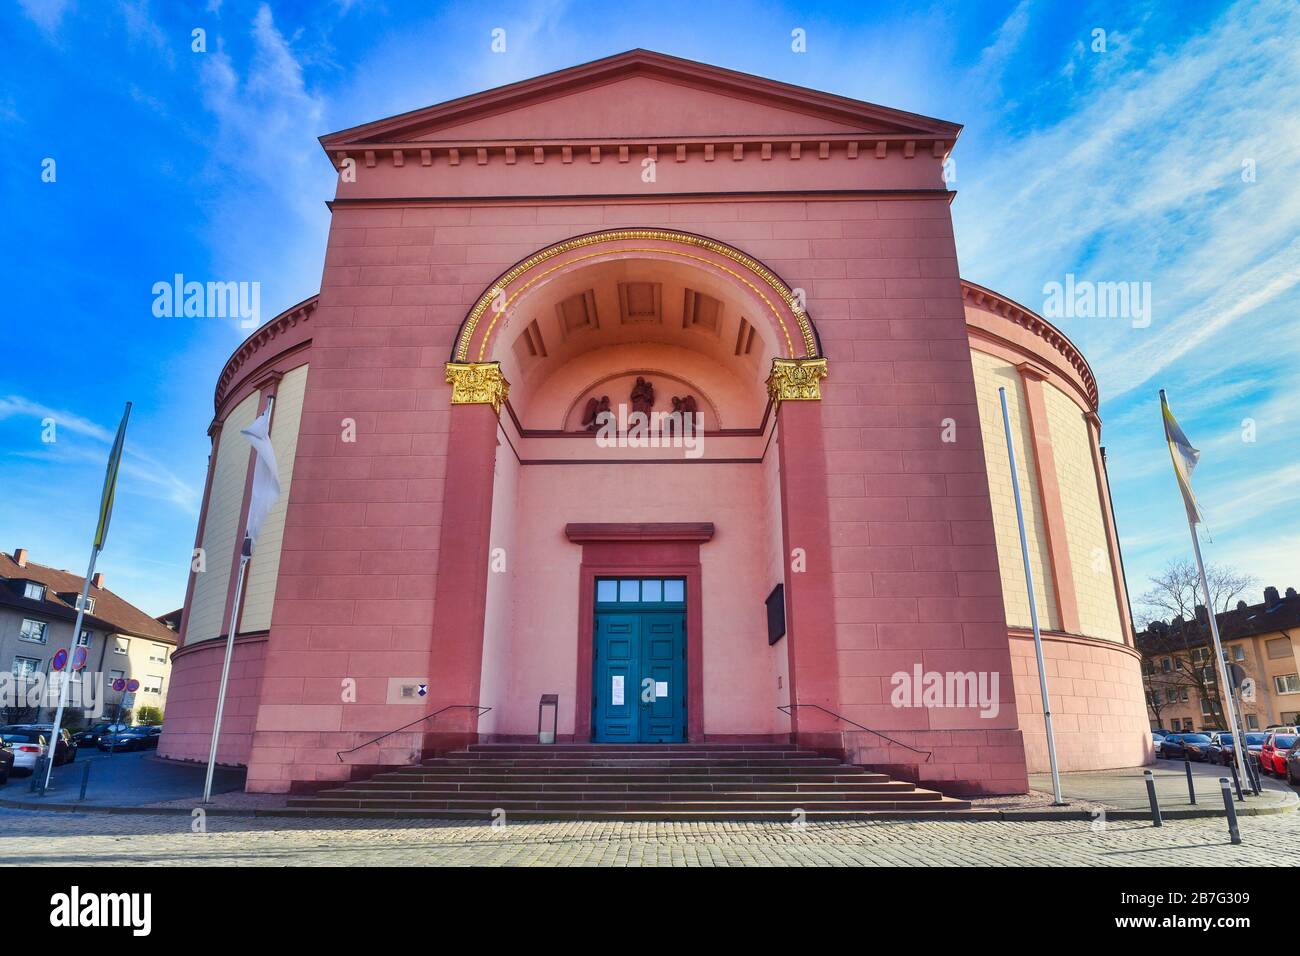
[2,0,1296,617]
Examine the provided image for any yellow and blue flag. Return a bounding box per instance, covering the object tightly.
[93,403,132,549]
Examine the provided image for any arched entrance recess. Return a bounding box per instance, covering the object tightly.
[428,228,839,749]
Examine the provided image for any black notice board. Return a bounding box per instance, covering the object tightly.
[765,584,786,645]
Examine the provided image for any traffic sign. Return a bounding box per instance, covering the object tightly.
[71,646,88,671]
[51,648,69,672]
[126,678,140,692]
[112,678,126,692]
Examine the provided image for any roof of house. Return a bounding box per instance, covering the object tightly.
[1136,588,1300,655]
[0,553,177,644]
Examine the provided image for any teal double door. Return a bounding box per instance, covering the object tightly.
[592,577,686,743]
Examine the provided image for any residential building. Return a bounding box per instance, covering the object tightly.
[1137,586,1300,732]
[0,548,177,724]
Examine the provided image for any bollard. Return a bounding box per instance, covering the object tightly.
[1219,777,1242,845]
[1184,754,1196,804]
[78,761,91,802]
[1228,758,1244,801]
[1247,756,1262,796]
[1144,769,1162,827]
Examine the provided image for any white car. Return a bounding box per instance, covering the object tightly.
[0,730,48,774]
[1152,733,1164,755]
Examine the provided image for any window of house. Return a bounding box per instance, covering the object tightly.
[109,669,124,684]
[1266,637,1292,659]
[143,674,163,695]
[1274,674,1300,695]
[1199,697,1215,716]
[113,637,129,655]
[148,644,168,664]
[13,656,41,679]
[1165,688,1177,703]
[1230,644,1245,661]
[19,619,48,644]
[1180,687,1190,702]
[71,594,96,614]
[22,582,46,601]
[77,630,91,647]
[1246,714,1260,729]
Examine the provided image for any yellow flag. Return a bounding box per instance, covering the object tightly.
[94,403,132,549]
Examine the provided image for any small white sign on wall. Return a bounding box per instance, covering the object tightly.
[656,681,668,699]
[611,675,624,706]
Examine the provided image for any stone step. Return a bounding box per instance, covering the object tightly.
[297,788,938,804]
[337,779,911,793]
[421,757,845,768]
[466,743,797,752]
[372,772,887,786]
[279,805,988,821]
[289,743,969,820]
[287,795,963,813]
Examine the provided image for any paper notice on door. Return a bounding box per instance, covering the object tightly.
[655,681,668,699]
[611,675,624,706]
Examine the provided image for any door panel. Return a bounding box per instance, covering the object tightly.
[593,609,686,743]
[640,615,685,742]
[593,615,638,742]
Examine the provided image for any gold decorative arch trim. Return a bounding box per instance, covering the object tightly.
[452,229,820,363]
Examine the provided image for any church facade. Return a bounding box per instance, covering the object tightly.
[158,51,1151,796]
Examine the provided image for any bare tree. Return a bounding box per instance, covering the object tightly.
[1139,560,1257,621]
[1138,561,1257,730]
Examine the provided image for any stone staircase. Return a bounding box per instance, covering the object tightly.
[286,743,985,820]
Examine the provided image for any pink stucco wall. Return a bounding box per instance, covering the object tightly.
[157,636,266,765]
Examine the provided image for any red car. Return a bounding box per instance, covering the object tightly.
[1257,731,1299,776]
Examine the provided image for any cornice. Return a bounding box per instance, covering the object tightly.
[214,295,318,412]
[961,280,1098,409]
[320,49,961,151]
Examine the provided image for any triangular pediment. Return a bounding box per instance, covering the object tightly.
[321,50,960,148]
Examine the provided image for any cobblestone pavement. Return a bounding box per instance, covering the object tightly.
[1,808,1296,866]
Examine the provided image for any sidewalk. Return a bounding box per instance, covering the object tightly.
[0,750,249,812]
[1,751,1294,821]
[1013,758,1298,819]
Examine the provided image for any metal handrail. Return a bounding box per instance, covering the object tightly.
[778,703,933,762]
[336,704,491,761]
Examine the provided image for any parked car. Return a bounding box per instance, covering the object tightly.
[1161,733,1214,760]
[74,723,129,747]
[1265,725,1300,734]
[1286,743,1300,786]
[1209,731,1268,767]
[0,724,76,765]
[1152,733,1164,755]
[1257,732,1299,776]
[97,727,160,752]
[0,730,48,775]
[0,740,13,784]
[1151,728,1172,738]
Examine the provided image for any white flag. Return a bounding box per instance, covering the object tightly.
[1159,389,1202,524]
[240,405,281,554]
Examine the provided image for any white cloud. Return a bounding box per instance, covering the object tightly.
[17,0,71,36]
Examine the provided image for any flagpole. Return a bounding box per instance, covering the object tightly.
[43,400,131,792]
[1185,517,1252,794]
[1158,388,1252,794]
[202,395,276,804]
[41,545,100,791]
[999,387,1065,805]
[202,540,250,804]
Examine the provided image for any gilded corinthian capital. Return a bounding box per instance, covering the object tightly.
[445,361,510,414]
[766,357,828,407]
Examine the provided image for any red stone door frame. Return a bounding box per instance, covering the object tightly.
[566,523,712,743]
